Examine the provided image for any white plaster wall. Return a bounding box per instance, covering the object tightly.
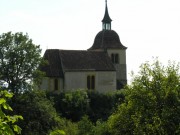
[64,72,86,90]
[107,49,126,64]
[96,71,116,93]
[40,77,63,92]
[107,49,127,84]
[64,71,116,92]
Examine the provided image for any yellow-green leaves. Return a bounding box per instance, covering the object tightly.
[0,90,23,134]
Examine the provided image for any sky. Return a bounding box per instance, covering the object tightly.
[1,0,180,82]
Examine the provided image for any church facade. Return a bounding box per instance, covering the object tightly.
[40,2,127,93]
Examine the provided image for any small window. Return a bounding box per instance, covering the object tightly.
[106,24,111,30]
[115,54,119,63]
[111,53,119,64]
[91,76,95,90]
[102,23,111,30]
[111,54,114,62]
[102,24,106,30]
[87,75,95,90]
[54,79,58,90]
[87,76,91,90]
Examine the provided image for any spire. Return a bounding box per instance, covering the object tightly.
[102,0,112,30]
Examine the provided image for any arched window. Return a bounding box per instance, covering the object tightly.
[115,54,119,63]
[111,53,119,64]
[87,75,95,90]
[54,79,58,90]
[111,54,114,62]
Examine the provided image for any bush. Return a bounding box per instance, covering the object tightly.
[87,91,124,122]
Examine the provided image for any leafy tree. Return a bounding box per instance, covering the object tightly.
[11,90,61,135]
[0,90,23,134]
[0,32,43,94]
[92,120,110,135]
[108,60,180,135]
[77,115,94,135]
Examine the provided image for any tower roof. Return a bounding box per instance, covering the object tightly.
[102,0,112,23]
[89,30,127,50]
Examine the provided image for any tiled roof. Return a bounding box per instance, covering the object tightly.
[89,30,127,50]
[41,49,115,77]
[40,49,64,77]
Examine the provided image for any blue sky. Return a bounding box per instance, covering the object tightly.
[1,0,180,82]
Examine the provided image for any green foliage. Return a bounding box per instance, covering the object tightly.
[63,90,89,121]
[92,120,110,135]
[77,115,94,135]
[87,91,124,122]
[77,116,110,135]
[54,117,78,135]
[48,90,124,122]
[49,130,66,135]
[61,120,78,135]
[11,90,61,135]
[108,60,180,135]
[48,90,90,122]
[0,32,44,93]
[46,90,124,135]
[0,90,23,134]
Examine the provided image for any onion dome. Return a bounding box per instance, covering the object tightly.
[89,30,127,50]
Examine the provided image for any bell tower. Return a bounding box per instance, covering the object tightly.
[89,0,127,89]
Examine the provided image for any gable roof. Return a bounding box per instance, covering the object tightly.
[41,49,115,77]
[40,49,64,77]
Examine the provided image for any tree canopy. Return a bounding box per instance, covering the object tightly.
[0,32,43,93]
[11,90,60,135]
[108,60,180,135]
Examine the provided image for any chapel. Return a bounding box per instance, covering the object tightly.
[40,1,127,92]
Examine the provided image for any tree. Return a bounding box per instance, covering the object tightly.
[0,32,43,94]
[11,90,79,135]
[108,60,180,135]
[92,120,110,135]
[0,90,23,134]
[77,115,94,135]
[11,90,61,135]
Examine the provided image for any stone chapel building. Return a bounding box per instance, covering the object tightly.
[40,1,127,93]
